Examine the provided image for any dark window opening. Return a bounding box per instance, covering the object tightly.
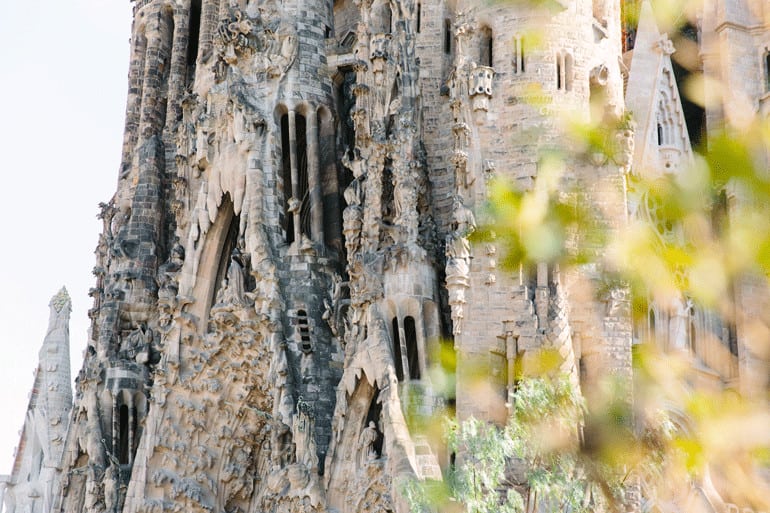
[187,0,202,67]
[405,316,420,380]
[296,114,311,240]
[444,19,451,54]
[281,114,294,243]
[298,309,313,353]
[556,57,562,90]
[479,26,493,67]
[520,38,525,72]
[657,123,663,146]
[416,3,421,33]
[119,404,130,464]
[392,318,404,381]
[649,309,656,340]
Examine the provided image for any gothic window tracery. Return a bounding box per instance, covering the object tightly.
[279,105,333,247]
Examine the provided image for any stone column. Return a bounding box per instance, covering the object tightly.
[198,0,219,66]
[288,110,302,243]
[121,27,148,173]
[138,8,174,138]
[307,108,324,244]
[166,2,191,131]
[112,393,119,459]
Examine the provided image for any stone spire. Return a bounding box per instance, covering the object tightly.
[5,287,73,513]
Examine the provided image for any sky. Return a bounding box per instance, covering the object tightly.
[0,0,133,473]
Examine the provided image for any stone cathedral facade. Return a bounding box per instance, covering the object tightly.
[4,0,770,512]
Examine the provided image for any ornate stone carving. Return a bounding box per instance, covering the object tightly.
[468,65,494,113]
[446,196,476,335]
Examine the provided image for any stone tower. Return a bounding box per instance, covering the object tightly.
[19,0,762,512]
[4,288,73,513]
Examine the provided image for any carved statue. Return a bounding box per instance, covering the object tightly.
[358,421,379,466]
[270,419,292,467]
[293,399,319,471]
[103,463,118,513]
[256,263,282,326]
[218,247,247,307]
[119,323,152,364]
[446,196,476,335]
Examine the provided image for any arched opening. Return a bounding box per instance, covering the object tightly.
[364,387,383,458]
[392,317,404,381]
[296,113,311,240]
[556,53,562,90]
[657,122,663,146]
[210,204,241,308]
[479,26,493,67]
[187,0,202,83]
[404,316,420,380]
[564,53,573,92]
[280,113,295,243]
[118,404,130,464]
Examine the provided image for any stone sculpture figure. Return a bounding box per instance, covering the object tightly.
[358,421,379,466]
[293,399,319,471]
[446,196,476,335]
[219,247,247,306]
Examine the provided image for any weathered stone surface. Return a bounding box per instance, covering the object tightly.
[4,1,769,513]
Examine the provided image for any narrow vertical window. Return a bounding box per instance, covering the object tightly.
[295,114,311,240]
[119,404,130,464]
[444,19,451,54]
[392,318,404,381]
[187,0,202,68]
[404,316,420,380]
[649,309,656,340]
[765,51,770,92]
[556,53,562,90]
[416,3,421,33]
[479,26,493,67]
[687,307,697,354]
[564,53,573,91]
[280,114,294,243]
[512,35,524,74]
